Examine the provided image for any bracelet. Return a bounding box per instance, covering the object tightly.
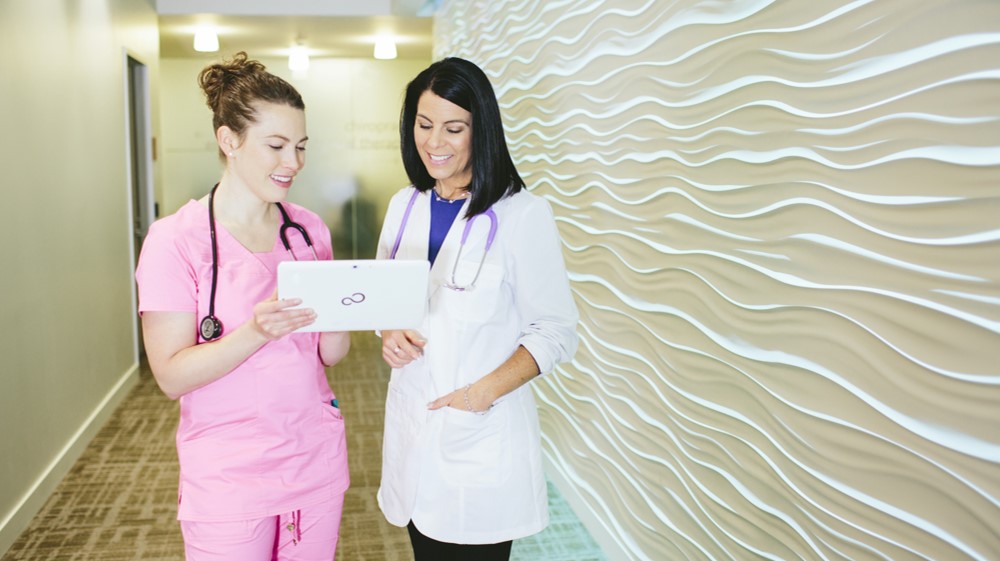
[463,384,491,416]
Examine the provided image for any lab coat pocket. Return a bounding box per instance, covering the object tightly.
[436,262,505,324]
[438,405,510,487]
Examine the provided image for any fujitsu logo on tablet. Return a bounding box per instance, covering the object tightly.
[340,292,366,306]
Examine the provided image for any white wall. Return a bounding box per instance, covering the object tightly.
[159,56,430,259]
[0,0,161,552]
[435,1,1000,560]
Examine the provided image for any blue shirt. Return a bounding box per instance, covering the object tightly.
[428,193,465,264]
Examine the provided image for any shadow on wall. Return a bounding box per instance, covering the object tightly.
[333,195,379,260]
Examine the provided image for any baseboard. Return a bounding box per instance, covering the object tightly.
[543,454,631,561]
[0,363,141,555]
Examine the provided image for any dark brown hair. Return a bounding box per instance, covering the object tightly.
[198,51,304,152]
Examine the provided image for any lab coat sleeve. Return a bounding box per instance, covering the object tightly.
[510,196,579,374]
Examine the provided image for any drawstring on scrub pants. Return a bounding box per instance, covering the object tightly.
[286,510,302,545]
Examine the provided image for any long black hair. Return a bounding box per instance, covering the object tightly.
[399,57,524,218]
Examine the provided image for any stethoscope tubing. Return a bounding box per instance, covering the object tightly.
[389,188,498,291]
[201,183,316,341]
[277,202,319,260]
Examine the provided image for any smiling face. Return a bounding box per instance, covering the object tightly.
[414,91,473,195]
[222,101,307,203]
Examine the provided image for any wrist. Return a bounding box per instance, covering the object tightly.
[241,320,273,347]
[462,383,493,415]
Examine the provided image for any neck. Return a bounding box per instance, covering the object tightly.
[434,183,469,201]
[212,179,275,225]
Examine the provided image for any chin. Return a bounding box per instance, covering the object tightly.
[261,187,289,204]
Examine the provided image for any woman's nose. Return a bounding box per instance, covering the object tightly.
[426,127,444,147]
[285,149,303,170]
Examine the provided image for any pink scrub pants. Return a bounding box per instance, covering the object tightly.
[180,493,345,561]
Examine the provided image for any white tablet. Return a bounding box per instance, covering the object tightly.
[277,259,430,332]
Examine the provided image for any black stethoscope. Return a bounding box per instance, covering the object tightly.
[200,183,318,341]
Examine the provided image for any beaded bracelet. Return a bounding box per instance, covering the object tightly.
[463,384,491,415]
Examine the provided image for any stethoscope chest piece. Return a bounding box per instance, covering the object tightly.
[199,183,315,341]
[200,315,223,341]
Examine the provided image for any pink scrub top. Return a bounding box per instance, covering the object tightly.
[135,199,349,522]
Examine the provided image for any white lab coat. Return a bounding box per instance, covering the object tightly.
[375,186,579,544]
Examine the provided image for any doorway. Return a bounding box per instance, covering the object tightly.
[125,53,155,361]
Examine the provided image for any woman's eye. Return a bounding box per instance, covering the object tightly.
[418,124,432,130]
[297,146,307,152]
[447,128,463,134]
[269,145,283,150]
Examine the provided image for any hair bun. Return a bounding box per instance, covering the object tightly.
[198,51,268,113]
[196,51,304,150]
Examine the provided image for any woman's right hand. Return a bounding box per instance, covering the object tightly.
[250,292,317,341]
[382,329,427,368]
[142,291,319,400]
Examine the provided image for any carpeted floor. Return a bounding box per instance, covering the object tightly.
[2,332,605,561]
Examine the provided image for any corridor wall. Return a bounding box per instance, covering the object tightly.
[0,0,161,553]
[434,1,1000,559]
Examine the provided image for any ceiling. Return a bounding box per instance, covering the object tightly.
[155,0,437,60]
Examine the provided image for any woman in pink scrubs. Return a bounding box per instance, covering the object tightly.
[135,52,350,560]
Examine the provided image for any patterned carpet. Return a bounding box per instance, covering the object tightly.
[2,332,605,561]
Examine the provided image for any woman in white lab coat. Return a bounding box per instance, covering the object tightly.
[376,57,579,560]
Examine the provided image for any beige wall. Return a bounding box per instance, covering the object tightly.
[159,56,430,259]
[0,0,161,551]
[435,1,1000,560]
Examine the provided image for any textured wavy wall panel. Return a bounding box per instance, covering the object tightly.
[436,1,1000,560]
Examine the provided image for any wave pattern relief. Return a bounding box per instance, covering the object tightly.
[436,1,1000,559]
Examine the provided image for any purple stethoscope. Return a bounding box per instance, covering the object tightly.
[389,189,498,291]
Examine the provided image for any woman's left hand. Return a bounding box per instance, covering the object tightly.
[427,382,492,413]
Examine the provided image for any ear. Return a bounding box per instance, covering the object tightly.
[216,126,239,157]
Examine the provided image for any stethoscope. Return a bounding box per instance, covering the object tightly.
[200,183,318,341]
[388,188,498,291]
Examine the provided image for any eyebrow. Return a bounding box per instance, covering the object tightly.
[266,134,309,143]
[416,113,469,125]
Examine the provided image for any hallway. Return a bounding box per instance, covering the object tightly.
[1,332,605,561]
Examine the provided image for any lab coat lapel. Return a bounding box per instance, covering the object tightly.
[392,191,435,299]
[428,198,471,296]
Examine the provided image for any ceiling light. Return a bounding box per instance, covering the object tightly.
[374,37,397,60]
[289,45,310,73]
[193,28,219,53]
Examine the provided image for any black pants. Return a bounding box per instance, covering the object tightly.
[407,521,513,561]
